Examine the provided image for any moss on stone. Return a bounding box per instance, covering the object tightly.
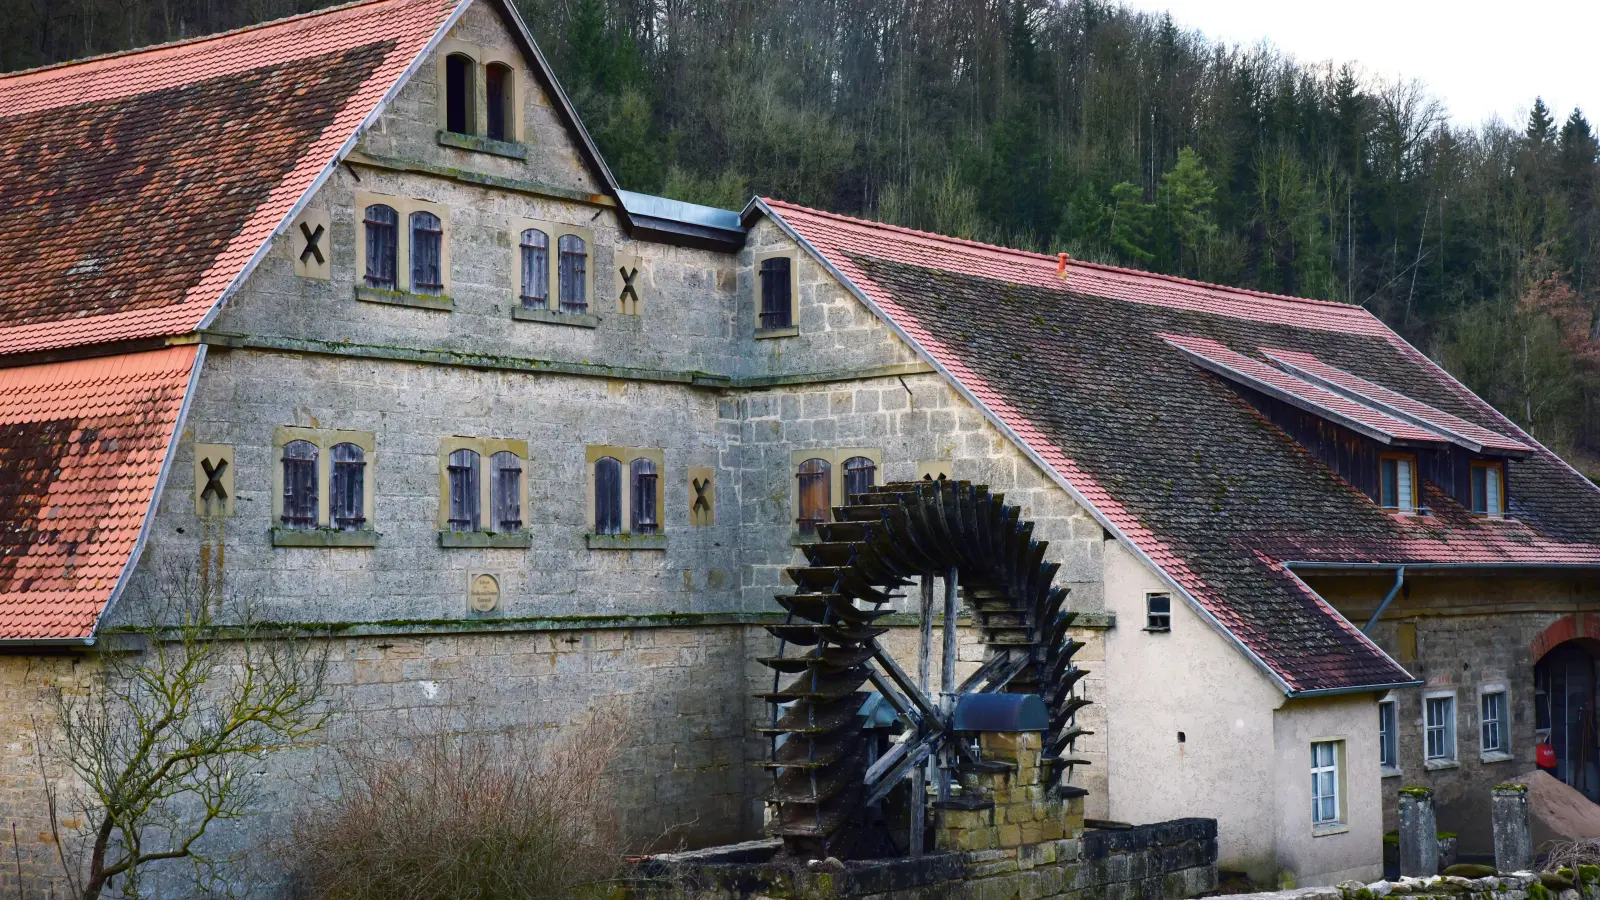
[1529,880,1555,900]
[1576,865,1599,884]
[1399,786,1434,798]
[1494,782,1530,793]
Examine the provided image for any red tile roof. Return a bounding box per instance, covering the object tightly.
[0,0,458,354]
[765,198,1600,694]
[0,346,199,640]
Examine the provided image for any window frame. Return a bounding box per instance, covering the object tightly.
[510,219,594,318]
[1311,740,1346,831]
[443,52,477,136]
[361,203,399,290]
[1479,684,1511,761]
[271,426,377,532]
[586,445,665,538]
[557,233,589,314]
[1378,695,1400,776]
[788,448,883,541]
[356,192,451,297]
[753,250,800,336]
[1470,460,1507,518]
[1423,690,1458,767]
[630,457,660,534]
[437,437,529,535]
[434,40,524,143]
[1144,592,1172,632]
[1378,452,1420,513]
[329,442,368,531]
[484,62,515,143]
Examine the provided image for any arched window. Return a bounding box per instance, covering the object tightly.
[843,456,876,500]
[490,450,523,532]
[630,458,659,534]
[594,456,622,534]
[519,228,548,309]
[759,257,792,329]
[447,448,480,531]
[485,63,513,142]
[410,211,443,295]
[558,234,587,314]
[796,458,831,534]
[363,204,398,289]
[281,440,318,527]
[445,53,476,135]
[330,443,366,530]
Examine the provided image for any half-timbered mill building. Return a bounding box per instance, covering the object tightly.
[2,0,1599,892]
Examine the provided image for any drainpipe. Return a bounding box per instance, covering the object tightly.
[1362,567,1406,634]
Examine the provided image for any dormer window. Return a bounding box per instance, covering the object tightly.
[1471,461,1506,517]
[445,54,476,135]
[486,63,513,142]
[1379,453,1417,513]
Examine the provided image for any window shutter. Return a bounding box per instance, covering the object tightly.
[595,457,622,534]
[520,229,548,308]
[630,458,658,533]
[843,456,876,500]
[796,458,831,534]
[410,211,443,294]
[760,258,792,329]
[559,235,588,313]
[330,443,365,530]
[448,449,480,531]
[281,440,318,527]
[363,205,398,289]
[490,451,522,532]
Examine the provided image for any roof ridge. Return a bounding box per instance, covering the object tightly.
[0,0,410,81]
[760,196,1375,316]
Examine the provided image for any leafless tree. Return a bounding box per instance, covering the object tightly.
[37,565,332,900]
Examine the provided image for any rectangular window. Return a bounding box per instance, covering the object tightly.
[1471,462,1506,516]
[447,448,480,531]
[1145,593,1171,631]
[558,234,588,314]
[1311,741,1341,826]
[630,458,659,534]
[1482,690,1508,754]
[1379,454,1417,512]
[1379,699,1398,770]
[759,257,793,329]
[1425,694,1456,763]
[410,211,444,295]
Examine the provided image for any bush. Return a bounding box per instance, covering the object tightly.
[287,716,625,899]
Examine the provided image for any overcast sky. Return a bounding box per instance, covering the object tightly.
[1120,0,1600,130]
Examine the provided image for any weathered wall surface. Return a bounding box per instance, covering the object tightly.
[0,654,96,899]
[1272,695,1384,887]
[1309,572,1600,854]
[1101,539,1286,883]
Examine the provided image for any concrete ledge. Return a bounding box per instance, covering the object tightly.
[587,533,668,550]
[755,326,799,340]
[356,287,453,311]
[435,129,529,159]
[271,527,379,548]
[512,307,600,328]
[436,530,533,549]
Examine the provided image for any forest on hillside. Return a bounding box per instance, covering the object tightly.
[7,0,1600,475]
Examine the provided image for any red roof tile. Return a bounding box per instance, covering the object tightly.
[0,346,199,640]
[766,197,1600,694]
[0,0,457,354]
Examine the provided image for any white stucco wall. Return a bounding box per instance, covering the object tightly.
[1272,696,1384,886]
[1100,540,1383,886]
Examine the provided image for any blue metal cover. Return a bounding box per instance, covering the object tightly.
[952,693,1048,732]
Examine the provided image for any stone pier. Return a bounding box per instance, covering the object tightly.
[1399,787,1439,878]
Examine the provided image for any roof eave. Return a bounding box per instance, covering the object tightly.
[1287,679,1424,699]
[748,198,1306,696]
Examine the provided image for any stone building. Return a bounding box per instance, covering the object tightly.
[1,0,1599,893]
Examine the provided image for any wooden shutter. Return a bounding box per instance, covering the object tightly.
[595,457,622,534]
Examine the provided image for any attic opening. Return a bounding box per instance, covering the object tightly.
[445,53,476,135]
[485,63,513,142]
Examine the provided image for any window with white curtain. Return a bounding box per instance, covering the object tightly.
[1312,742,1341,826]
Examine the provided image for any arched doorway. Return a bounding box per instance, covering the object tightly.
[1535,639,1600,801]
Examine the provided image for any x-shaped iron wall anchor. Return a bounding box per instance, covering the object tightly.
[299,222,326,265]
[691,476,712,513]
[618,265,640,307]
[200,457,230,504]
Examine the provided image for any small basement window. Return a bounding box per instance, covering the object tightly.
[485,63,513,142]
[1471,461,1506,517]
[445,53,476,135]
[1145,592,1171,631]
[759,257,793,330]
[1379,453,1417,513]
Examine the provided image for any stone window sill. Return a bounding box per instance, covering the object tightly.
[1480,750,1514,764]
[1312,823,1349,838]
[512,307,599,328]
[272,527,379,548]
[1380,766,1403,779]
[436,130,529,159]
[357,287,453,311]
[755,326,799,340]
[586,532,667,550]
[1424,758,1459,772]
[437,530,533,549]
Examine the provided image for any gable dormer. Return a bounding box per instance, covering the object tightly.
[1165,335,1531,518]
